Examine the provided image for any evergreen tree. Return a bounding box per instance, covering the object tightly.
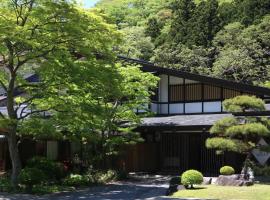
[169,0,196,44]
[206,96,270,179]
[235,0,270,26]
[188,0,220,47]
[145,17,162,40]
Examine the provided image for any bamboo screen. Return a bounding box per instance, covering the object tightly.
[204,84,221,100]
[185,84,202,101]
[223,88,241,99]
[170,84,247,102]
[170,85,184,101]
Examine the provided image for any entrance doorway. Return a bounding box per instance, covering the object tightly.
[160,131,223,175]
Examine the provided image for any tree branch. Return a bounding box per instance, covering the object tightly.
[19,108,51,120]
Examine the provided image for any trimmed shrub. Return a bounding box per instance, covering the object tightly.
[181,170,203,188]
[62,174,90,187]
[27,156,65,180]
[19,167,46,192]
[220,166,235,175]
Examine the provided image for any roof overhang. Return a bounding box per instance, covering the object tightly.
[118,56,270,96]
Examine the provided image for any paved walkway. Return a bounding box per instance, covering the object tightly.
[0,174,191,200]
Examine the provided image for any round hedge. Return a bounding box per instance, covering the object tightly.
[220,166,235,175]
[181,170,203,188]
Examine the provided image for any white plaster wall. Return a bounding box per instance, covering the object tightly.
[204,101,222,112]
[185,102,202,113]
[169,76,183,85]
[159,75,168,102]
[169,103,184,114]
[160,104,169,114]
[151,103,158,113]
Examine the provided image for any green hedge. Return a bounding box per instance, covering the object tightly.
[220,166,235,175]
[181,170,203,188]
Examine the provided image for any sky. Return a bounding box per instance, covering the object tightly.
[83,0,100,8]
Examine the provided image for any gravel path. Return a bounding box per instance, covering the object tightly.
[0,174,189,200]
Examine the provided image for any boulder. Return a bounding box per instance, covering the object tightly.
[216,175,254,186]
[177,185,186,191]
[203,177,212,185]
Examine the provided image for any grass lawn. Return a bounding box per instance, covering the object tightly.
[173,184,270,200]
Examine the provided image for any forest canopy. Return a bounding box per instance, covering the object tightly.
[96,0,270,85]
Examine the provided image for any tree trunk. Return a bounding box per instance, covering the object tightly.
[7,127,22,186]
[242,153,251,180]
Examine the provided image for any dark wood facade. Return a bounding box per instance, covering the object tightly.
[122,129,246,175]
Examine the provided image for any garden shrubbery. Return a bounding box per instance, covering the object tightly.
[19,167,47,192]
[27,156,66,180]
[63,174,91,187]
[13,156,128,194]
[181,170,203,189]
[0,176,13,192]
[253,166,270,176]
[220,166,235,175]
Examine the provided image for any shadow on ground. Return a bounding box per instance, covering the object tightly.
[0,175,180,200]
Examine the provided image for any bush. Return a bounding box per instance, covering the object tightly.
[19,167,46,192]
[253,166,270,176]
[27,156,65,180]
[94,170,118,183]
[0,176,13,192]
[62,174,90,187]
[220,166,235,175]
[181,170,203,188]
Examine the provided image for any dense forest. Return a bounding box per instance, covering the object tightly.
[95,0,270,85]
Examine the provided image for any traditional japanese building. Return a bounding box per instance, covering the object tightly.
[119,56,270,175]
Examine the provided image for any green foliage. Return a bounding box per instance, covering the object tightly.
[0,176,13,192]
[213,16,270,84]
[152,44,212,75]
[253,166,270,176]
[19,168,46,186]
[210,116,238,134]
[63,174,91,187]
[223,95,266,112]
[181,170,203,188]
[31,184,74,195]
[118,26,154,60]
[225,123,269,137]
[27,157,66,180]
[220,166,235,175]
[206,137,247,153]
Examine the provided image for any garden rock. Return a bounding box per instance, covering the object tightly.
[177,185,186,191]
[203,177,212,185]
[216,175,254,186]
[166,176,183,195]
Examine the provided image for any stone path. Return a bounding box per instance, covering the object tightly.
[0,174,188,200]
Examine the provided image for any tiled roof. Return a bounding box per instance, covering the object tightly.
[141,114,232,127]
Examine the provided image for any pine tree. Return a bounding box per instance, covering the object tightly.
[169,0,196,44]
[206,96,270,179]
[187,0,220,47]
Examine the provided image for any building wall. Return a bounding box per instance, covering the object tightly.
[152,74,254,115]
